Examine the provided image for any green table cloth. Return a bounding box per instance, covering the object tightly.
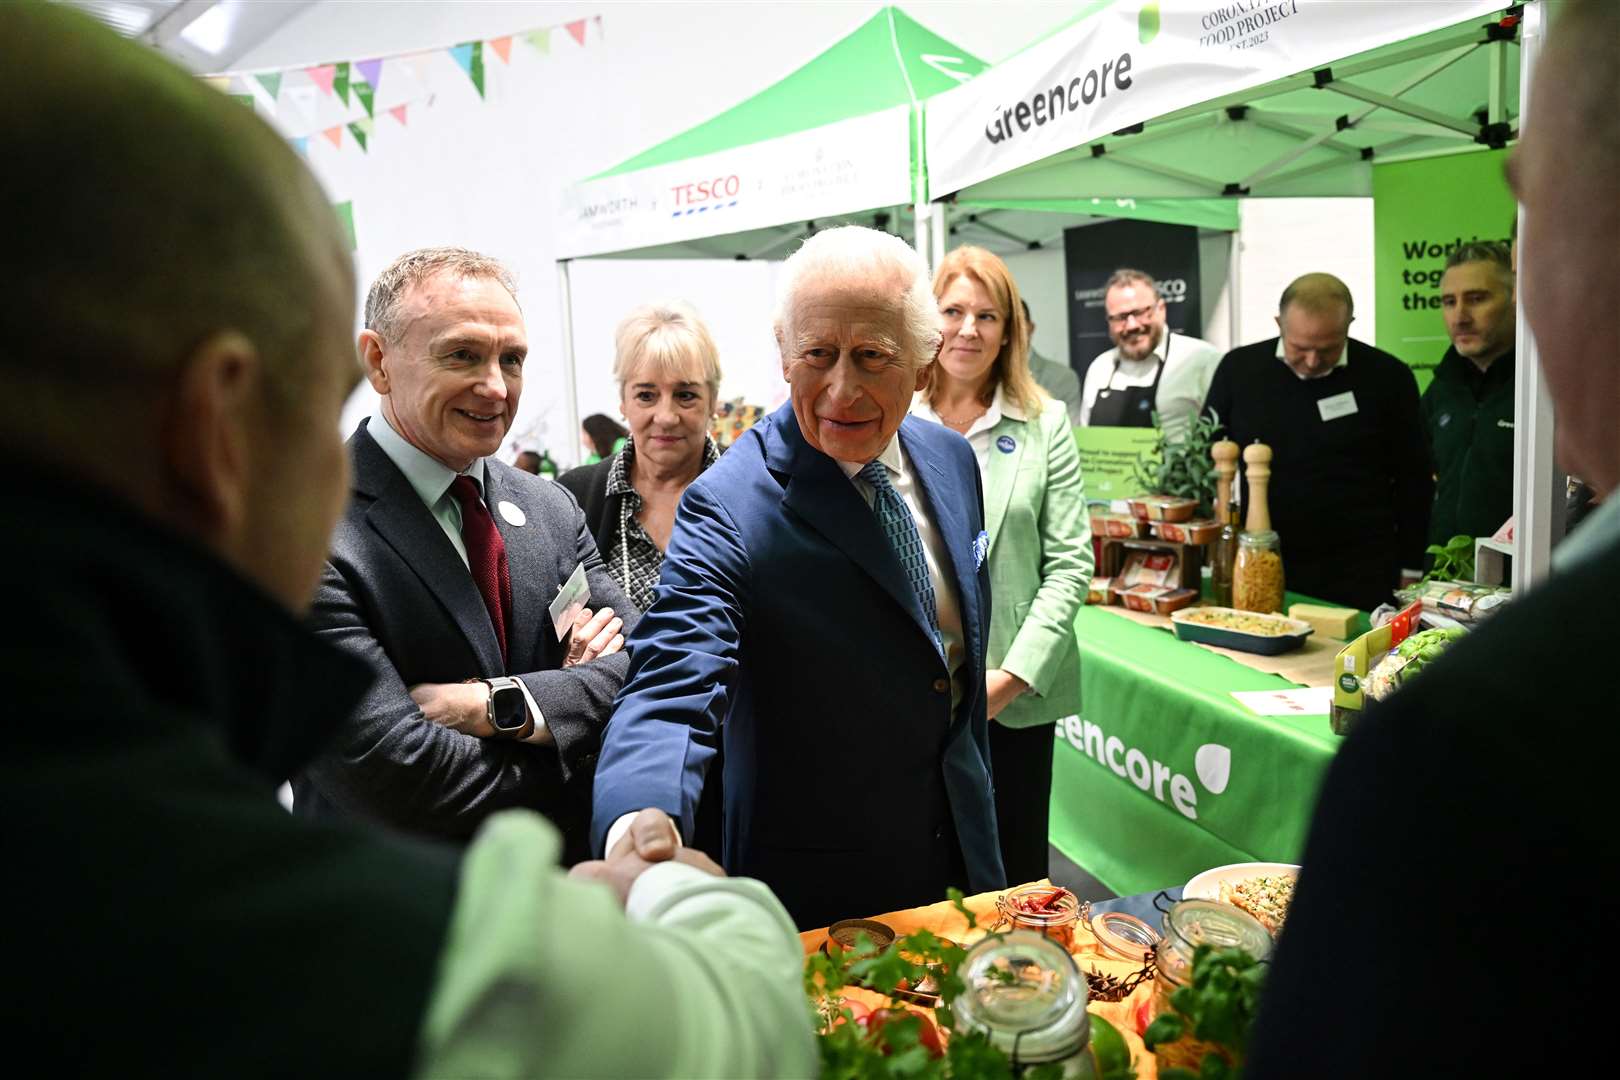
[1049,598,1358,896]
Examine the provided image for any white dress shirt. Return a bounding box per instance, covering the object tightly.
[368,409,550,743]
[910,383,1025,487]
[836,432,967,712]
[1275,335,1350,379]
[1080,330,1224,441]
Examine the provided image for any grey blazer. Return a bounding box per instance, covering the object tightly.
[293,420,638,863]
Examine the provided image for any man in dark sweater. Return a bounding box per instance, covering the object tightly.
[1249,2,1620,1073]
[1203,274,1432,611]
[1423,241,1517,547]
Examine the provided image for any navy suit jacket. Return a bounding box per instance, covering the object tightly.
[592,404,1006,928]
[294,420,637,864]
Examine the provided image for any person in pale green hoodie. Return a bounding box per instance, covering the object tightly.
[912,245,1094,884]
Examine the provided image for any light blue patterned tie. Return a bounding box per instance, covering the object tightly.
[857,460,944,659]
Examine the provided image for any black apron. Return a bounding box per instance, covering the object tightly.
[1089,336,1169,428]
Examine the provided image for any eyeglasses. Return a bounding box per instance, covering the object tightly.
[1105,303,1161,326]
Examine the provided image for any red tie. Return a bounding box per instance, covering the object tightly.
[449,475,512,666]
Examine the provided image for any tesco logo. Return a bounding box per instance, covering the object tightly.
[671,174,741,207]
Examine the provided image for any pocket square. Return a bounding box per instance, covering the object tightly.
[972,530,989,571]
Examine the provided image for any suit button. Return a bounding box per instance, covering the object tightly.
[933,826,945,842]
[932,678,949,693]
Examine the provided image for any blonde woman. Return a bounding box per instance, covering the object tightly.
[559,301,722,613]
[911,246,1093,884]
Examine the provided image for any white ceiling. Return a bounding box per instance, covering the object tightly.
[59,0,317,71]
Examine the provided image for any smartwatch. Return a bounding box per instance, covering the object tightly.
[481,676,533,740]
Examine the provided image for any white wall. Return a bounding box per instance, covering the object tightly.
[567,258,789,437]
[1234,198,1377,346]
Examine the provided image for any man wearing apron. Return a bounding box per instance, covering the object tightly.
[1080,268,1224,441]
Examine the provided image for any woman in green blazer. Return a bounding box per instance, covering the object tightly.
[911,246,1094,884]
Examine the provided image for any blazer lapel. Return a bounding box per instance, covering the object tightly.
[983,416,1025,553]
[351,425,506,674]
[898,420,984,674]
[769,407,939,653]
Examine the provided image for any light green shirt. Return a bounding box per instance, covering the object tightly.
[416,812,817,1079]
[369,409,487,569]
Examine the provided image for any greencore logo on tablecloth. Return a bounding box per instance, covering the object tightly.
[1056,714,1230,821]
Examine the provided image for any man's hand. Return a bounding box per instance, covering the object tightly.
[410,680,490,736]
[569,808,721,906]
[564,606,625,667]
[984,668,1029,720]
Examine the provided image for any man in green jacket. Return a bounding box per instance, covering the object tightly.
[0,6,813,1077]
[1422,242,1517,547]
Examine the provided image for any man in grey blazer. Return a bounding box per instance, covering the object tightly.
[294,247,636,864]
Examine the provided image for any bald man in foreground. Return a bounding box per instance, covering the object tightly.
[0,5,811,1076]
[1203,274,1432,610]
[1247,2,1619,1072]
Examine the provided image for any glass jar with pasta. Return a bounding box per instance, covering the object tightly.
[1232,530,1285,613]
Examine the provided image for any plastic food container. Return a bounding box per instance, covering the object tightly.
[1152,519,1223,544]
[1120,584,1170,613]
[1090,512,1139,540]
[1151,588,1199,615]
[1170,607,1314,655]
[1086,577,1116,605]
[1118,550,1179,589]
[1129,495,1199,523]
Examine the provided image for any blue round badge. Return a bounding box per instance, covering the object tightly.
[996,435,1016,454]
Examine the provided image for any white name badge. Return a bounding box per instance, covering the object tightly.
[548,561,592,641]
[1318,391,1359,422]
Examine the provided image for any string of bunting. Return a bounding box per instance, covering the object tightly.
[203,14,603,155]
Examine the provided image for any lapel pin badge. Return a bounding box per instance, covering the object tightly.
[498,500,526,527]
[972,529,989,571]
[996,435,1016,454]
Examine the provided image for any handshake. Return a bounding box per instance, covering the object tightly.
[569,808,725,906]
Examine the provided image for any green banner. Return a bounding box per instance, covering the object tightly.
[1074,426,1159,502]
[1049,605,1341,896]
[1372,149,1514,392]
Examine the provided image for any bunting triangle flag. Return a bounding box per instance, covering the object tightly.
[333,61,351,107]
[490,36,513,64]
[355,58,383,93]
[565,19,587,46]
[347,119,370,152]
[255,72,282,99]
[354,80,375,118]
[290,135,310,156]
[524,28,551,54]
[332,201,357,252]
[307,64,336,96]
[321,124,344,148]
[230,93,255,110]
[388,103,408,126]
[449,41,485,98]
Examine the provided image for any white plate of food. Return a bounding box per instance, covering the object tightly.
[1183,862,1301,935]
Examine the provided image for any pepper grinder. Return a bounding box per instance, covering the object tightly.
[1210,440,1240,606]
[1242,441,1273,533]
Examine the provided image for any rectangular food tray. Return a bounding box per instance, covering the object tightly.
[1170,607,1314,655]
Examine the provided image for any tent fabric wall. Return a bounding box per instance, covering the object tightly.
[924,1,1513,203]
[557,6,986,258]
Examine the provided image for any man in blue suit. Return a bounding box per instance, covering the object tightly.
[593,226,1005,929]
